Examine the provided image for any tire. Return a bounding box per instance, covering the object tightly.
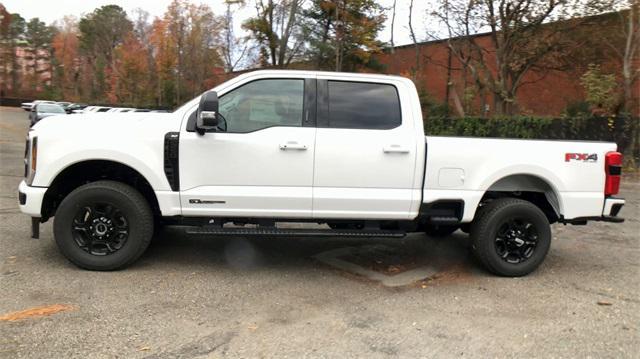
[53,180,154,271]
[470,198,551,277]
[425,225,459,237]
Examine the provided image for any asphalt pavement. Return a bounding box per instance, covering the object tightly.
[0,106,638,358]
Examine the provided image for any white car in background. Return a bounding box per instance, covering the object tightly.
[21,100,55,111]
[81,106,112,113]
[106,108,135,113]
[28,103,66,126]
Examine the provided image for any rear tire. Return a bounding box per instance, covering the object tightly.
[470,198,551,277]
[53,180,154,270]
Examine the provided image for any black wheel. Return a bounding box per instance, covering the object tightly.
[53,180,154,270]
[470,198,551,277]
[424,225,459,237]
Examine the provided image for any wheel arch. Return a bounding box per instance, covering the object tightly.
[41,160,161,221]
[476,173,563,223]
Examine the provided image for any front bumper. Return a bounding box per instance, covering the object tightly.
[18,180,47,217]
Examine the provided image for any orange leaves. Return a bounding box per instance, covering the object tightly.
[0,304,74,322]
[111,32,151,105]
[50,18,81,101]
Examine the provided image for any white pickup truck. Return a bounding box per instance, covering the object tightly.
[18,70,626,276]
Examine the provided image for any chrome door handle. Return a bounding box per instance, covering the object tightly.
[383,145,410,153]
[279,142,307,151]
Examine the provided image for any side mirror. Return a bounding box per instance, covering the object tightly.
[196,90,219,133]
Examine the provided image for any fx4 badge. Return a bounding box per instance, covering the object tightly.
[565,153,598,162]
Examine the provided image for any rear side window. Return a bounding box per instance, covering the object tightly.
[327,81,401,129]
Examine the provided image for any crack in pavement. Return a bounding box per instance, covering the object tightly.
[571,283,640,304]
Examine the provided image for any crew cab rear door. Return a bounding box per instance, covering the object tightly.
[312,77,418,219]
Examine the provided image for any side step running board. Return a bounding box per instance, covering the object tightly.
[184,227,406,238]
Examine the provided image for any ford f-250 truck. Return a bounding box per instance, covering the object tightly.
[18,70,626,276]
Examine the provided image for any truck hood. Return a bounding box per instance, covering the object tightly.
[31,112,181,138]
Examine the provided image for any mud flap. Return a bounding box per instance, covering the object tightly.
[31,217,40,239]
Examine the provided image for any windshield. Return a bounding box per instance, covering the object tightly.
[38,104,65,113]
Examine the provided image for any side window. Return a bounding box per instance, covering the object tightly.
[327,81,401,129]
[219,79,304,133]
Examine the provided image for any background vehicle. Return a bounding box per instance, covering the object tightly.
[56,101,72,110]
[28,103,66,126]
[80,106,112,113]
[65,103,88,114]
[18,70,625,276]
[107,108,135,113]
[21,100,55,111]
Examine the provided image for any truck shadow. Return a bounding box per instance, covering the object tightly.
[140,227,476,287]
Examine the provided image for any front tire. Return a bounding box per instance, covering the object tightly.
[470,198,551,277]
[53,180,154,270]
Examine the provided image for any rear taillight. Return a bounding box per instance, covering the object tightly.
[604,151,622,196]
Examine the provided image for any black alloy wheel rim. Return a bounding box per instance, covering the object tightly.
[494,218,539,264]
[71,203,129,256]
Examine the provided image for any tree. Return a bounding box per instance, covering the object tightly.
[183,3,223,98]
[0,7,26,96]
[24,18,55,93]
[243,0,305,68]
[150,18,176,107]
[408,0,419,79]
[111,33,151,105]
[302,0,386,71]
[437,0,576,115]
[580,63,617,113]
[389,0,396,51]
[152,0,223,107]
[220,0,250,72]
[51,16,80,100]
[596,3,639,115]
[78,5,133,100]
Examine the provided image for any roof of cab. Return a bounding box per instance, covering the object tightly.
[235,69,411,83]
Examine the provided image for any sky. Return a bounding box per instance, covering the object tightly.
[2,0,436,46]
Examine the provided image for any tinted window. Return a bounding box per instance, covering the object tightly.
[327,81,401,129]
[219,79,304,133]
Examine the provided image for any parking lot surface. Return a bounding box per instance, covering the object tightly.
[1,106,638,358]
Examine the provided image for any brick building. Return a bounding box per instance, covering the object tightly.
[374,13,639,117]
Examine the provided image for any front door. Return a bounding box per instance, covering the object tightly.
[179,77,316,218]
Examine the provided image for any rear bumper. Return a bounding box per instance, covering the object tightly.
[18,180,47,217]
[564,197,625,224]
[603,197,625,217]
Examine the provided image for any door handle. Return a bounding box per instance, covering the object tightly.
[383,145,410,154]
[279,142,307,151]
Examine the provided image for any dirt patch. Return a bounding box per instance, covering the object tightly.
[411,264,474,288]
[0,304,74,322]
[338,245,425,276]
